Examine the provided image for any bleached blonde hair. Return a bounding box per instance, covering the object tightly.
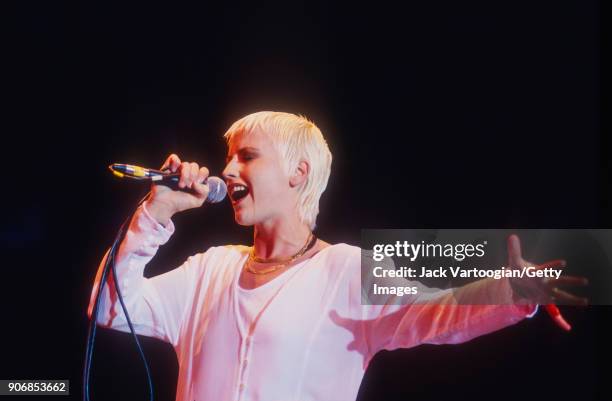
[223,111,332,230]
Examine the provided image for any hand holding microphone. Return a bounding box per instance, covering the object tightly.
[110,154,227,226]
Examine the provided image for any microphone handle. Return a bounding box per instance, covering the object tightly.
[153,174,227,203]
[113,166,227,203]
[151,173,184,190]
[152,173,220,194]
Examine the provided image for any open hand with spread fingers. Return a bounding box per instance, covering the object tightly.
[506,234,589,331]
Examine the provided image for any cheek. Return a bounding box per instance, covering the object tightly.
[253,175,290,202]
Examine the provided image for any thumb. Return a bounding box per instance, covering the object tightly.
[507,234,523,267]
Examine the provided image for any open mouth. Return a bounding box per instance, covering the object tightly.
[229,183,250,203]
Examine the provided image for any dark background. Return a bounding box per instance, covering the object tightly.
[2,1,608,400]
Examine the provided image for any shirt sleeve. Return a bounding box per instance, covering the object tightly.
[87,202,200,346]
[349,250,538,357]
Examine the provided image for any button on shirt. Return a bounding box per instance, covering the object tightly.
[236,264,302,398]
[89,204,538,401]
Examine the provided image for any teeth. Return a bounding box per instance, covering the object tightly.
[230,185,247,195]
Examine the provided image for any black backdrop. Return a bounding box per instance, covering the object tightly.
[3,1,609,400]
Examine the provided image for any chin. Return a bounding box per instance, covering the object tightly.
[233,211,255,227]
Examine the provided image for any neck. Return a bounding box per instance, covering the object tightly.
[253,215,312,260]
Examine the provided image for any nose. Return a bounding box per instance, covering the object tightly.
[222,156,238,181]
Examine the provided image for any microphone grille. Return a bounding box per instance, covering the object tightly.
[206,176,227,203]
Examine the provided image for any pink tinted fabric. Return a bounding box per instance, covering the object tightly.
[89,204,537,401]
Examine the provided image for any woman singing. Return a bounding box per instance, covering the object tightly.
[89,111,586,401]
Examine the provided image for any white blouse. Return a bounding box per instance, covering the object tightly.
[89,203,537,401]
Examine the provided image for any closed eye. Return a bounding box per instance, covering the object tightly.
[239,149,259,162]
[226,147,260,163]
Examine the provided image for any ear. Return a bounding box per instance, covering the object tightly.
[289,160,309,188]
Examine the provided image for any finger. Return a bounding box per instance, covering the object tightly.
[507,234,522,267]
[193,181,210,197]
[553,314,572,331]
[179,161,191,188]
[545,305,572,331]
[551,287,589,306]
[161,154,181,172]
[196,166,210,184]
[543,276,589,287]
[189,163,199,188]
[169,155,182,172]
[191,166,210,197]
[537,259,566,270]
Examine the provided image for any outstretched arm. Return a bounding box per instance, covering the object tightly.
[347,235,587,358]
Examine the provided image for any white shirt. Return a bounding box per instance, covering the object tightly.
[89,204,537,401]
[236,261,300,338]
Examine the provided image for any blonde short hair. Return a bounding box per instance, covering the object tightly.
[224,111,332,230]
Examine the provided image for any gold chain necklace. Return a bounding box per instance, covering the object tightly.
[245,232,316,275]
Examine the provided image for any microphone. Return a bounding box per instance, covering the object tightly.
[109,163,227,203]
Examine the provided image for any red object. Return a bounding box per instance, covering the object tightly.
[545,304,571,331]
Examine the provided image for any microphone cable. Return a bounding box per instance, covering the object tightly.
[83,192,155,401]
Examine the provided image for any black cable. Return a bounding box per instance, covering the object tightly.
[83,194,155,401]
[83,221,125,400]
